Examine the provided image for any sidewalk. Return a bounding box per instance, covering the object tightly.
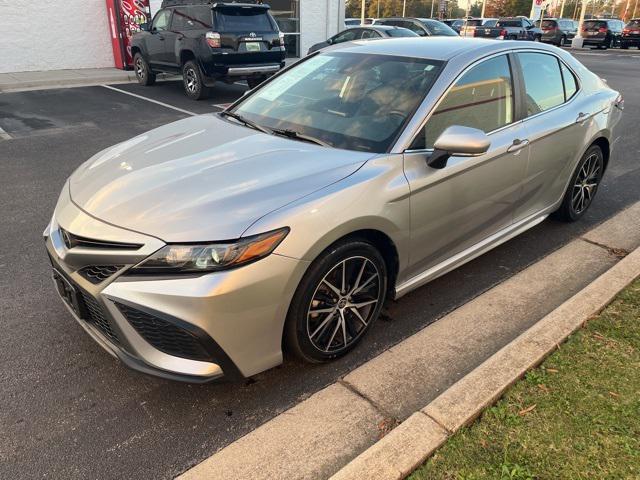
[0,68,138,92]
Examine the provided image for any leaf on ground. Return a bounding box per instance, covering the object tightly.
[546,368,559,373]
[609,391,620,398]
[537,384,550,393]
[518,404,537,416]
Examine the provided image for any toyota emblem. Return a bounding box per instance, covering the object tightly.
[249,32,257,38]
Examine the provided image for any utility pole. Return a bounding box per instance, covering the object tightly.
[577,0,589,38]
[377,0,381,17]
[622,0,632,19]
[633,0,638,17]
[361,0,366,24]
[559,0,566,16]
[403,0,407,16]
[431,0,436,18]
[481,0,487,18]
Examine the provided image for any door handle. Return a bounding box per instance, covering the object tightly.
[158,35,165,41]
[507,138,529,153]
[575,112,588,123]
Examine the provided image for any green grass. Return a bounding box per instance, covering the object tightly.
[410,279,640,480]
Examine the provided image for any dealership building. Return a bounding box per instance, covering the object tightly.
[0,0,345,74]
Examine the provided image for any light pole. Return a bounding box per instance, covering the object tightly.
[560,0,566,17]
[633,0,638,17]
[574,0,589,46]
[361,0,366,25]
[481,0,487,18]
[377,0,381,17]
[403,0,407,16]
[431,0,436,18]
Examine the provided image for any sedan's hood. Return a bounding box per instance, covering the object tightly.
[70,114,372,242]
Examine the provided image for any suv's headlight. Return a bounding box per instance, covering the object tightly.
[129,228,289,275]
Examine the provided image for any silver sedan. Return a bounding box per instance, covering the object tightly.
[45,38,623,382]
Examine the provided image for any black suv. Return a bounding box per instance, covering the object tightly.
[581,19,624,49]
[131,0,286,99]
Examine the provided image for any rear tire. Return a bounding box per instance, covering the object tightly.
[247,76,267,89]
[182,60,208,100]
[533,35,541,42]
[285,239,388,363]
[134,53,155,86]
[559,35,567,46]
[553,145,604,222]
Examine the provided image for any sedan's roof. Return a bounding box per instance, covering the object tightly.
[330,37,526,61]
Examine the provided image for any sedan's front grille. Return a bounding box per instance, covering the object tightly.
[60,227,142,250]
[78,265,124,284]
[79,290,121,346]
[115,303,212,362]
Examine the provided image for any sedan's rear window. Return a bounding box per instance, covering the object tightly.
[465,19,483,26]
[541,20,557,28]
[214,8,275,32]
[386,28,418,37]
[497,20,522,27]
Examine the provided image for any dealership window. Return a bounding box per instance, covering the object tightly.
[269,0,300,57]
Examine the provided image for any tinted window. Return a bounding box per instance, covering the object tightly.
[152,9,171,31]
[411,55,514,149]
[518,53,565,115]
[583,20,606,31]
[542,20,557,28]
[360,29,381,39]
[484,19,498,27]
[386,27,418,37]
[560,62,578,101]
[627,20,640,28]
[466,19,483,26]
[214,7,275,31]
[171,7,211,30]
[332,29,360,44]
[234,52,443,152]
[403,21,428,35]
[422,20,458,36]
[497,20,522,27]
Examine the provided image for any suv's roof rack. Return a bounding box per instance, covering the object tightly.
[161,0,268,7]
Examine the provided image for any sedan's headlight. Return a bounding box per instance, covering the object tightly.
[129,228,289,275]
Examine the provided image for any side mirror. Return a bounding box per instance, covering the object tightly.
[327,38,333,45]
[427,126,490,169]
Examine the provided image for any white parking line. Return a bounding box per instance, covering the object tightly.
[101,85,198,116]
[0,126,12,141]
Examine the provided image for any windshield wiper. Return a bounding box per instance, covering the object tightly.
[219,111,270,134]
[269,128,332,147]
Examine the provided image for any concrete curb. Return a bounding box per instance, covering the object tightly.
[330,245,640,480]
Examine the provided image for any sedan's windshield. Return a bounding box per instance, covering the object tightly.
[231,52,443,152]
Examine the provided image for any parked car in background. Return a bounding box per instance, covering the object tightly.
[486,17,542,41]
[308,25,417,54]
[581,19,624,49]
[536,18,578,46]
[46,38,622,382]
[132,1,285,99]
[459,18,498,37]
[443,18,464,33]
[621,18,640,49]
[345,17,374,27]
[374,17,458,36]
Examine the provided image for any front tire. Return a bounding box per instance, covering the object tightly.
[134,53,155,86]
[285,240,388,363]
[554,145,604,222]
[559,35,567,47]
[182,60,208,100]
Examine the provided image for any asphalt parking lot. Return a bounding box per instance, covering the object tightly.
[1,49,639,479]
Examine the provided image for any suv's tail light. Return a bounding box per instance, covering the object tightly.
[500,29,508,37]
[279,31,285,46]
[598,26,607,33]
[623,28,630,34]
[206,32,221,48]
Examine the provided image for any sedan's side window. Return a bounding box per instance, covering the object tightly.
[152,9,172,32]
[332,29,359,44]
[410,55,514,150]
[361,29,381,39]
[560,62,578,101]
[517,52,565,116]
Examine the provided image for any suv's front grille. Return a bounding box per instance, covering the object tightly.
[78,265,124,284]
[78,290,121,346]
[115,303,211,362]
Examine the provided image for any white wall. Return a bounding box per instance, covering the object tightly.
[300,0,345,56]
[0,0,114,73]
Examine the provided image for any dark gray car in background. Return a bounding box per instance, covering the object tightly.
[537,18,578,46]
[308,25,418,54]
[374,17,459,36]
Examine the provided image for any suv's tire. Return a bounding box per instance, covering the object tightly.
[285,239,388,363]
[553,145,604,222]
[533,35,541,42]
[134,53,155,86]
[621,42,629,49]
[182,60,208,100]
[559,35,567,46]
[247,76,266,90]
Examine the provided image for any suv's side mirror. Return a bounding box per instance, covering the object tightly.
[427,126,490,169]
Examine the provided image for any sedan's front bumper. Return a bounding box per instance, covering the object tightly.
[45,184,308,382]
